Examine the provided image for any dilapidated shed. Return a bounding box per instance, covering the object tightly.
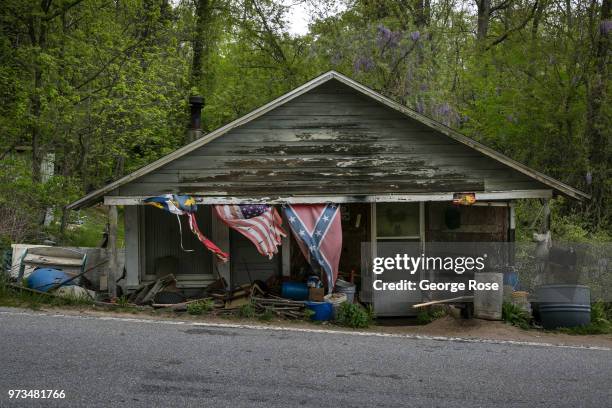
[67,71,588,316]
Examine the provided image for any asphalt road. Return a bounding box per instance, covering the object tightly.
[0,309,610,408]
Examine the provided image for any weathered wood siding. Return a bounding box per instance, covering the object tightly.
[116,79,546,197]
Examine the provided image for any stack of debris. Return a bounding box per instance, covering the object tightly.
[251,296,307,319]
[128,274,176,305]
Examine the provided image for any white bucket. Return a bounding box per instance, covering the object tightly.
[324,293,347,320]
[335,279,356,303]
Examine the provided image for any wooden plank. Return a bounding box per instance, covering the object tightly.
[160,154,512,171]
[104,190,553,206]
[117,180,486,196]
[412,296,474,308]
[23,255,83,267]
[124,206,141,288]
[107,205,118,299]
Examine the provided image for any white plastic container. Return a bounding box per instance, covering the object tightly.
[473,272,503,320]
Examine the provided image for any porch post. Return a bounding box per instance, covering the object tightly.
[211,211,230,287]
[107,205,119,299]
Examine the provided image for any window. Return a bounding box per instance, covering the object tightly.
[376,202,421,241]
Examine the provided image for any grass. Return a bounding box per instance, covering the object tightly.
[0,277,94,310]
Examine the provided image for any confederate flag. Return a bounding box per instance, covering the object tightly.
[283,204,342,293]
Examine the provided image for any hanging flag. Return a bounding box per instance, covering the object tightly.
[144,194,228,262]
[214,205,286,259]
[283,204,342,293]
[144,194,197,214]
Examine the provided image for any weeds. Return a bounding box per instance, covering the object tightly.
[502,302,531,329]
[303,308,315,321]
[258,307,274,322]
[335,302,374,328]
[187,299,214,315]
[116,295,130,307]
[238,303,256,318]
[416,306,447,325]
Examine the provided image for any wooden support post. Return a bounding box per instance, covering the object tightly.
[542,199,551,233]
[107,205,119,299]
[211,210,230,288]
[281,211,291,277]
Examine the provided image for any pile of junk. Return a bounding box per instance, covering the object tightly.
[3,244,358,322]
[4,245,105,303]
[127,273,356,321]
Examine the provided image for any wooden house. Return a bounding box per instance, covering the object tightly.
[67,71,588,316]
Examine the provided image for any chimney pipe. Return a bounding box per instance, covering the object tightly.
[187,95,203,143]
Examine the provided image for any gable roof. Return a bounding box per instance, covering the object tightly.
[67,70,588,209]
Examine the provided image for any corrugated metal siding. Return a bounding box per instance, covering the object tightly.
[117,79,545,197]
[143,205,213,276]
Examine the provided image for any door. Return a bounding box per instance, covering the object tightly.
[372,202,424,316]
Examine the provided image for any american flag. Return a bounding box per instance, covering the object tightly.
[283,204,342,293]
[214,205,286,259]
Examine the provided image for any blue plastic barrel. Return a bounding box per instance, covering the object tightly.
[26,268,74,292]
[281,282,309,301]
[305,301,333,321]
[536,285,591,329]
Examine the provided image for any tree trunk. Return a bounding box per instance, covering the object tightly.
[477,0,491,43]
[107,205,118,299]
[413,0,431,28]
[585,0,611,226]
[191,0,213,91]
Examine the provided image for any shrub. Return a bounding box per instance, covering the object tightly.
[502,302,531,329]
[335,302,374,328]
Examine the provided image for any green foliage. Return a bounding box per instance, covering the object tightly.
[335,302,374,328]
[559,301,612,335]
[258,307,275,322]
[303,308,315,321]
[116,295,130,307]
[58,208,125,248]
[515,199,611,243]
[0,281,93,309]
[416,306,447,325]
[0,0,609,243]
[238,303,257,318]
[502,302,531,330]
[187,299,214,315]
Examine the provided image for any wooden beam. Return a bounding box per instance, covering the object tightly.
[103,190,552,206]
[107,205,118,299]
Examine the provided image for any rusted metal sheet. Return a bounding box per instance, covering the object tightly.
[118,81,545,198]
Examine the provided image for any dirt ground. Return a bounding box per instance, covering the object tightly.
[24,306,612,349]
